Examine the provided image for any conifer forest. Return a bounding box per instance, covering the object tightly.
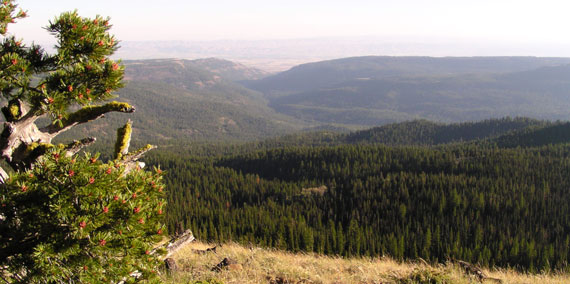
[149,130,570,272]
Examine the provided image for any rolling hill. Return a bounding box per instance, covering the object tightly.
[123,58,269,88]
[246,56,570,95]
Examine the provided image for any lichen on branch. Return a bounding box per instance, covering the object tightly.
[114,119,132,160]
[41,101,135,135]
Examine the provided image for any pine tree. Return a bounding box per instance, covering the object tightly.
[0,1,166,282]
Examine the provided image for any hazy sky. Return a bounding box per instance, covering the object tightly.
[7,0,570,48]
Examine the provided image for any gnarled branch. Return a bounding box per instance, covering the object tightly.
[120,144,157,174]
[0,101,134,170]
[64,137,96,157]
[0,106,44,164]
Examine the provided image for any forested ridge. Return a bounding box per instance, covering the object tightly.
[343,117,547,145]
[492,121,570,148]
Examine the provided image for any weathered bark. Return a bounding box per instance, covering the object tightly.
[193,244,219,254]
[162,230,196,273]
[212,257,241,272]
[456,260,503,283]
[165,229,195,257]
[0,106,44,167]
[120,144,157,175]
[0,101,136,172]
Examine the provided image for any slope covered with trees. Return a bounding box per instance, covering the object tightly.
[149,138,570,272]
[237,117,549,149]
[343,117,547,145]
[491,121,570,148]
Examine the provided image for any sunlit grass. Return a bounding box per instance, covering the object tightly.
[162,241,570,284]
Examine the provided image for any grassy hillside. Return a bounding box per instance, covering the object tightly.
[164,241,570,284]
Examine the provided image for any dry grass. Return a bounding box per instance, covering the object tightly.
[162,241,570,284]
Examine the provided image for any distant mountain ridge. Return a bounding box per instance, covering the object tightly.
[245,56,570,125]
[247,56,570,95]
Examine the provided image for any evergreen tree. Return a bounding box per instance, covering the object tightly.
[0,1,166,282]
